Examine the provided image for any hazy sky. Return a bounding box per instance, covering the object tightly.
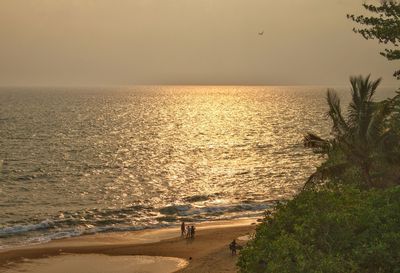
[0,0,398,86]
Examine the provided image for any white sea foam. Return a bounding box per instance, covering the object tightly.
[0,220,54,237]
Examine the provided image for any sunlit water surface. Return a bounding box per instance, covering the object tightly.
[0,85,395,247]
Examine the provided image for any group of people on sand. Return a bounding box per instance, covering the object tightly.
[180,221,241,256]
[181,221,196,238]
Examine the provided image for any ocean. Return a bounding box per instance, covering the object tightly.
[0,85,396,248]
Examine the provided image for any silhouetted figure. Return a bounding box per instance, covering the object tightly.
[186,225,191,238]
[181,221,186,237]
[190,225,196,238]
[229,239,237,255]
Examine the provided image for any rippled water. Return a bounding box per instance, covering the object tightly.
[0,85,395,247]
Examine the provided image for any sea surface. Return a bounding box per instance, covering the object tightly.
[0,85,396,248]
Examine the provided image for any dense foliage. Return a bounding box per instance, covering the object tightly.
[348,1,400,79]
[238,186,400,273]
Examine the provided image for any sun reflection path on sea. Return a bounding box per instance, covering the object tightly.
[0,85,337,246]
[104,85,328,210]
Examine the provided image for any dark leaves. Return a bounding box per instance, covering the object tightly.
[347,2,400,79]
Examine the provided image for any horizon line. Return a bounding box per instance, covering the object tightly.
[1,83,399,89]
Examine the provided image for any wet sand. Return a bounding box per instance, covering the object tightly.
[0,219,257,273]
[1,254,188,273]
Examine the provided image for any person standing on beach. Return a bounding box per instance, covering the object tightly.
[229,239,237,255]
[186,225,191,238]
[190,225,196,238]
[181,221,186,237]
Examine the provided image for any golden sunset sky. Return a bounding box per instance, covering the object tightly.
[0,0,397,86]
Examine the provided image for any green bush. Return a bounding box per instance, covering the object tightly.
[238,186,400,273]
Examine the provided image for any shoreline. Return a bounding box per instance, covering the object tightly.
[0,218,258,273]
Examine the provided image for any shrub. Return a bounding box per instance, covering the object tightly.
[238,186,400,273]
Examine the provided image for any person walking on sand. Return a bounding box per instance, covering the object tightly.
[229,239,237,255]
[181,221,186,237]
[190,225,196,238]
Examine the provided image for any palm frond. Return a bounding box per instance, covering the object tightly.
[326,89,349,136]
[347,75,382,143]
[304,133,332,154]
[366,102,391,144]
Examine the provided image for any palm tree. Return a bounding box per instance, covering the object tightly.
[304,75,396,189]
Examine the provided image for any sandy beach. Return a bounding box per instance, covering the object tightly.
[0,219,257,273]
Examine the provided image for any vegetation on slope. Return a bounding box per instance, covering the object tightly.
[238,186,400,273]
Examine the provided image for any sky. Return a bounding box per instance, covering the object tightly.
[0,0,398,86]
